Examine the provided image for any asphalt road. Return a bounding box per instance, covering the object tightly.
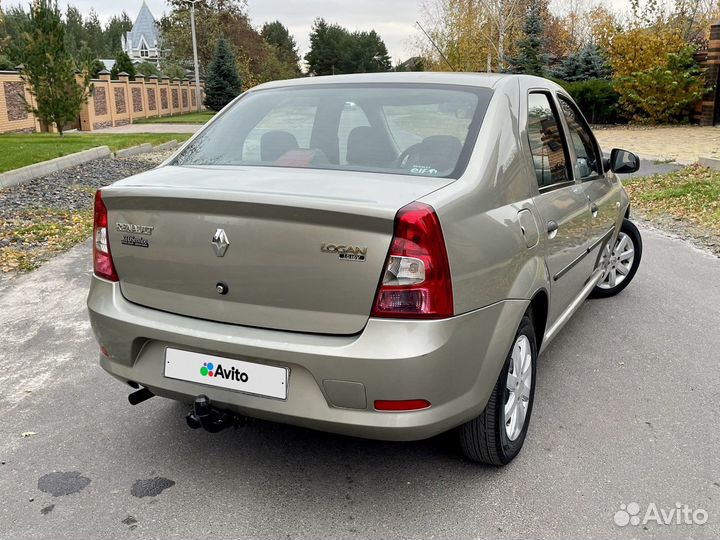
[1,224,719,539]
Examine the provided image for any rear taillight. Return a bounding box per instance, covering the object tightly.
[93,190,118,282]
[371,202,453,319]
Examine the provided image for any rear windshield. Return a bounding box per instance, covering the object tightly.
[173,84,493,178]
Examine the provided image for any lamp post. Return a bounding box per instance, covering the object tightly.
[189,0,202,112]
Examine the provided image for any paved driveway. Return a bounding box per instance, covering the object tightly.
[1,224,718,539]
[594,126,720,164]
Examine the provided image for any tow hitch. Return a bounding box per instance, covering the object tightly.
[186,395,243,433]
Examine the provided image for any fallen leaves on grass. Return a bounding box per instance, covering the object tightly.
[624,165,720,235]
[0,208,93,273]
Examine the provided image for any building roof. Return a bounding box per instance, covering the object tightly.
[126,1,160,50]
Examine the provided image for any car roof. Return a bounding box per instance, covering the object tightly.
[251,72,555,92]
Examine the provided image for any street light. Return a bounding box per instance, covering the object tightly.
[188,0,202,112]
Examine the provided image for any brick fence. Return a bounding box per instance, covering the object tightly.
[0,71,42,133]
[0,70,204,134]
[699,20,720,126]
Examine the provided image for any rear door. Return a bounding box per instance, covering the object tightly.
[557,95,620,258]
[526,91,593,324]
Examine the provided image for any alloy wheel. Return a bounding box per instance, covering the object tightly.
[598,232,635,290]
[504,334,532,441]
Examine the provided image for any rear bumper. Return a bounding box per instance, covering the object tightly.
[87,276,528,441]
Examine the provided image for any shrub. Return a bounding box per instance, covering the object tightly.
[135,61,159,78]
[614,45,707,124]
[558,79,623,125]
[111,51,135,80]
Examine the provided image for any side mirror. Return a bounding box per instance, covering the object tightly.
[605,148,640,174]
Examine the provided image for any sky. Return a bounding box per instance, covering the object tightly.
[4,0,634,63]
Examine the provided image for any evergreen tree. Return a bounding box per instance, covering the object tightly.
[304,18,348,76]
[111,51,135,79]
[19,0,91,135]
[552,43,612,82]
[63,5,85,61]
[1,6,31,65]
[261,21,300,66]
[204,37,242,111]
[506,0,547,76]
[83,10,105,58]
[104,12,133,56]
[305,18,392,76]
[261,20,302,78]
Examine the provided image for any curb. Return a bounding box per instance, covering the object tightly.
[115,143,153,158]
[0,146,111,189]
[153,140,178,152]
[699,156,720,171]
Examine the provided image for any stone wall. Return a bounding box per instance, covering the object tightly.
[79,72,205,131]
[0,72,41,133]
[0,70,204,134]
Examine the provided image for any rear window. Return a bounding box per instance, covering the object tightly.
[173,84,493,178]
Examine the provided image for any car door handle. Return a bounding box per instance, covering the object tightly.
[590,202,599,217]
[547,220,558,239]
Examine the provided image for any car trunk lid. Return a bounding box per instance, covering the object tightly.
[102,165,453,334]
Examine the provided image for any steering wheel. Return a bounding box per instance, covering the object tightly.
[395,143,424,169]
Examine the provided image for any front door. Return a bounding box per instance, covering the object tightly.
[526,92,593,325]
[557,95,620,261]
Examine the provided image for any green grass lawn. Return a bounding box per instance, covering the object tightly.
[135,111,216,124]
[0,133,191,173]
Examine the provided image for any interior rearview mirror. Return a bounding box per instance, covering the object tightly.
[605,148,640,174]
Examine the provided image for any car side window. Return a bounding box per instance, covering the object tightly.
[558,96,602,179]
[527,92,571,189]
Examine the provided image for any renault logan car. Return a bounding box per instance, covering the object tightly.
[87,73,642,465]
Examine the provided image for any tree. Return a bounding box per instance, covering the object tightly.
[304,18,349,75]
[204,37,242,111]
[104,12,133,56]
[552,43,611,82]
[0,6,31,65]
[19,0,91,134]
[600,0,707,123]
[506,0,547,76]
[261,20,302,79]
[63,5,85,61]
[348,30,392,73]
[136,61,160,78]
[261,20,300,67]
[111,51,135,79]
[616,44,706,123]
[305,18,392,76]
[162,63,186,80]
[415,0,528,72]
[83,9,105,58]
[160,0,269,86]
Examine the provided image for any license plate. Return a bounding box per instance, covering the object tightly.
[164,348,288,400]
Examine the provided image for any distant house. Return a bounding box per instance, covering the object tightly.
[121,1,164,65]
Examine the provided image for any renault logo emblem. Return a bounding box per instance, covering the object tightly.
[211,229,230,257]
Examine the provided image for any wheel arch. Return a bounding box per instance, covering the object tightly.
[528,289,549,352]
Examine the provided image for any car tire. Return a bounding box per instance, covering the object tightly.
[459,314,537,465]
[589,218,642,299]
